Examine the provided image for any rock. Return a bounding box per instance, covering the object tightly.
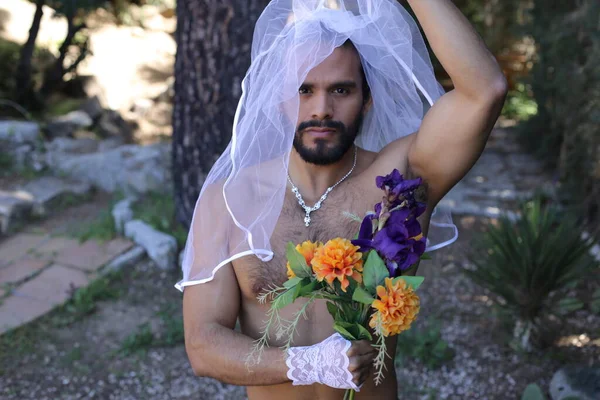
[124,220,177,270]
[46,111,94,138]
[97,137,124,152]
[46,137,99,154]
[549,365,600,400]
[0,190,34,234]
[0,121,40,144]
[17,176,92,217]
[78,96,105,121]
[47,143,172,195]
[97,110,133,141]
[102,245,146,273]
[112,197,136,234]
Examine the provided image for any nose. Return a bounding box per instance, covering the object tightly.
[310,93,333,121]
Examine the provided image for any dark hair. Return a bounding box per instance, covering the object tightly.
[342,39,371,103]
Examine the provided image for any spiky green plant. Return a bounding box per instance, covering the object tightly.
[464,196,598,351]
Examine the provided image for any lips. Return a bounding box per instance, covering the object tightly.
[305,128,336,138]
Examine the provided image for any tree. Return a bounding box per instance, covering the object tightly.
[15,0,107,110]
[172,0,270,227]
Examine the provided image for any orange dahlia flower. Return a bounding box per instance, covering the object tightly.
[310,238,363,292]
[369,277,420,336]
[286,240,323,279]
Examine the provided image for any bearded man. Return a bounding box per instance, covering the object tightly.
[177,0,507,399]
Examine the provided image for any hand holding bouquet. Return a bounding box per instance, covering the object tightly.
[248,170,429,399]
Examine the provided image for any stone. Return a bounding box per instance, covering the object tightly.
[102,245,146,273]
[45,137,99,154]
[124,220,177,270]
[53,238,134,271]
[97,137,124,152]
[47,143,172,195]
[112,197,136,234]
[78,96,104,121]
[0,258,49,285]
[30,236,82,261]
[0,121,40,144]
[0,234,47,267]
[46,111,94,138]
[13,263,89,304]
[0,294,54,334]
[17,176,92,216]
[0,190,34,235]
[550,365,600,400]
[97,109,133,140]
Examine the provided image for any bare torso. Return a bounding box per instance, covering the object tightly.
[231,146,432,400]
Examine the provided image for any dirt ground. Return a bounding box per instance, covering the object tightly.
[0,216,598,400]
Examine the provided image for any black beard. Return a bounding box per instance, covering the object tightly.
[293,113,363,166]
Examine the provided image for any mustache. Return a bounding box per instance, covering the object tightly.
[297,119,346,133]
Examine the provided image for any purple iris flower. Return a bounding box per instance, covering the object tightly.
[376,169,423,200]
[352,170,427,277]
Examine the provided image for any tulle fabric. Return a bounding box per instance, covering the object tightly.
[175,0,458,291]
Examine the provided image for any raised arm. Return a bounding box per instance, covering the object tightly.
[381,0,508,206]
[183,263,289,385]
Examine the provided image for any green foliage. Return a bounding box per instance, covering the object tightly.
[502,83,538,121]
[119,322,154,355]
[521,383,546,400]
[395,320,455,370]
[0,39,22,99]
[53,270,123,326]
[464,196,598,346]
[70,207,117,243]
[132,191,188,249]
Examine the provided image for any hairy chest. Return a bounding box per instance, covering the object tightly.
[234,182,375,298]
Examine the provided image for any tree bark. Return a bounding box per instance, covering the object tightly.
[15,0,45,110]
[172,0,269,228]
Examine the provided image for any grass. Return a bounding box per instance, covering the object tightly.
[51,269,125,327]
[395,319,455,370]
[70,207,117,243]
[132,191,188,249]
[501,83,538,122]
[118,303,184,355]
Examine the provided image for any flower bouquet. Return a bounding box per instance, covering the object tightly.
[248,170,429,399]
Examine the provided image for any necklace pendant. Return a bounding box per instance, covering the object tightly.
[304,213,311,227]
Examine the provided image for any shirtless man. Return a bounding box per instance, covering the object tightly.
[181,0,507,399]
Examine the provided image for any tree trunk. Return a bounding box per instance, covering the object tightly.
[15,0,45,110]
[172,0,269,228]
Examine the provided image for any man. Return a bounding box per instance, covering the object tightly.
[178,0,507,399]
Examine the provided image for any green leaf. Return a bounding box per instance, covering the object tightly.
[363,251,389,294]
[333,322,357,340]
[356,324,373,341]
[272,284,301,310]
[521,383,546,400]
[286,242,311,278]
[352,286,375,305]
[283,277,302,289]
[556,297,584,314]
[326,302,340,320]
[298,279,319,296]
[393,276,425,291]
[420,253,432,260]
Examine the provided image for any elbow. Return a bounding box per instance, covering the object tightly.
[185,330,212,377]
[484,75,509,105]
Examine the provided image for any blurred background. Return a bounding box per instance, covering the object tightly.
[0,0,598,399]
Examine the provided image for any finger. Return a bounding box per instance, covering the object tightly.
[348,340,376,356]
[348,352,375,373]
[352,366,371,387]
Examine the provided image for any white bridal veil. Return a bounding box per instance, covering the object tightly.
[176,0,458,291]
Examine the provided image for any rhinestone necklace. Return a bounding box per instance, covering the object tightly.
[287,147,357,227]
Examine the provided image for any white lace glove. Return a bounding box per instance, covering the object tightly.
[285,333,360,391]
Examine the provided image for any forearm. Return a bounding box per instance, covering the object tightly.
[406,0,506,98]
[186,322,289,386]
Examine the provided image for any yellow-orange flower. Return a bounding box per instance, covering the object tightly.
[310,238,363,292]
[369,277,420,336]
[286,240,322,279]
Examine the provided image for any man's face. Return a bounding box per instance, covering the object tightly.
[294,45,367,165]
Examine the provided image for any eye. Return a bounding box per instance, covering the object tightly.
[333,88,349,95]
[299,87,311,94]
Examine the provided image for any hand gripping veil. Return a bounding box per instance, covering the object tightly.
[175,0,458,291]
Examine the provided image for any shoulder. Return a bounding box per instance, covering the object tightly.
[356,133,417,186]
